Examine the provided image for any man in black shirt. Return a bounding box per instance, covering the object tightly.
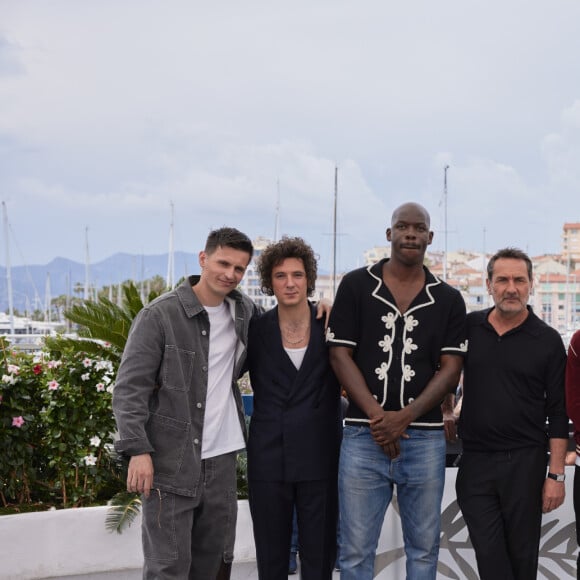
[328,202,467,579]
[456,247,568,580]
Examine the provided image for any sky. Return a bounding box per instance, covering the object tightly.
[1,0,580,275]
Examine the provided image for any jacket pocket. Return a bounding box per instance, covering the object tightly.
[160,345,195,391]
[146,413,189,477]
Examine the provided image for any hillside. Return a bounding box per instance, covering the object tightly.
[0,252,199,312]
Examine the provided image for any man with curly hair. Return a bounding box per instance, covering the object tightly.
[245,236,342,580]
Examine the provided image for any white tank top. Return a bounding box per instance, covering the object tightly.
[284,345,307,370]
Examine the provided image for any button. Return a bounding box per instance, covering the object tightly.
[202,366,208,372]
[196,402,203,409]
[194,438,199,445]
[202,330,207,336]
[408,397,415,404]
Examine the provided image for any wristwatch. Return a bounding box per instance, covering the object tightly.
[547,472,566,482]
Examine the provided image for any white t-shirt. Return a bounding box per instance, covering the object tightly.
[284,345,307,370]
[201,302,245,459]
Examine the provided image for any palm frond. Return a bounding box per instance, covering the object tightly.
[65,300,133,352]
[105,491,142,534]
[45,335,121,363]
[122,282,150,319]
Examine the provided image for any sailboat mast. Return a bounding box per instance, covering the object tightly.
[274,179,280,242]
[166,201,175,290]
[84,226,90,301]
[2,202,15,335]
[443,165,449,282]
[332,166,338,297]
[45,272,52,322]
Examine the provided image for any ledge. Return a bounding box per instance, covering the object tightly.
[1,468,577,579]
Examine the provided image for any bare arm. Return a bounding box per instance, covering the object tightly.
[542,438,567,513]
[441,392,457,442]
[329,346,384,420]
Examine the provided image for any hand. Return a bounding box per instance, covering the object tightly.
[127,453,154,498]
[315,298,332,328]
[542,477,565,513]
[382,440,402,459]
[369,410,410,445]
[443,412,457,442]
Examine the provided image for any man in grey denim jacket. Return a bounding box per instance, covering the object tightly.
[113,227,260,580]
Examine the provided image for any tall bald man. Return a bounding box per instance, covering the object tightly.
[327,202,467,579]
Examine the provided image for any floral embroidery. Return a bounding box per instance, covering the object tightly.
[460,340,468,352]
[403,364,415,382]
[404,315,419,332]
[325,327,335,342]
[381,313,396,329]
[403,338,417,355]
[375,362,388,380]
[379,335,392,352]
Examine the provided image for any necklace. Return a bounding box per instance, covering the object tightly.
[281,322,310,345]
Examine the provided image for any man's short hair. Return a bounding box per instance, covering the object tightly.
[487,247,533,281]
[204,227,254,259]
[257,236,318,297]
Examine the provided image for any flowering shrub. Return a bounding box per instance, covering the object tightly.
[0,338,125,510]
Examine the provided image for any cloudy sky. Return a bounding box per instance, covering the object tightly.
[1,0,580,274]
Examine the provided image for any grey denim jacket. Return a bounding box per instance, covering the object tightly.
[112,275,258,496]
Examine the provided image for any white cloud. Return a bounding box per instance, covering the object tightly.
[2,0,580,270]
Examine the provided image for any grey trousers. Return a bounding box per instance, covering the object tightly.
[141,451,238,580]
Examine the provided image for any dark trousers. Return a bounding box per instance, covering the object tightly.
[249,479,337,580]
[456,447,546,580]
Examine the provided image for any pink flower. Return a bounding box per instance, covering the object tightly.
[12,416,25,428]
[48,380,59,391]
[82,358,92,368]
[96,383,105,392]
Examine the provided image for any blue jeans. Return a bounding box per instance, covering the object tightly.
[338,426,446,580]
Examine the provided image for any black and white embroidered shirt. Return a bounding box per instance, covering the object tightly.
[327,259,467,428]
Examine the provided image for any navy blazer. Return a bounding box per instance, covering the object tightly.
[246,303,342,482]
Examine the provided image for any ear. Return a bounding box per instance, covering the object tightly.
[198,251,207,269]
[386,228,392,242]
[427,230,434,245]
[486,278,492,294]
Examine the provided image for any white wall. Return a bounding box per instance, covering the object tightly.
[0,469,578,580]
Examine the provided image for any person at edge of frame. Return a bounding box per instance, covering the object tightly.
[566,329,580,579]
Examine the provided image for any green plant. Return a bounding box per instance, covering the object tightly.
[38,348,121,506]
[0,340,126,509]
[0,339,45,505]
[105,491,142,534]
